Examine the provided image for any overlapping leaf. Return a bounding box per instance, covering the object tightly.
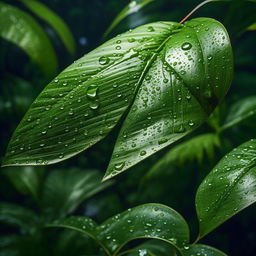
[144,133,220,180]
[40,168,112,220]
[2,18,233,181]
[0,2,58,77]
[20,0,75,54]
[196,139,256,238]
[221,95,256,131]
[102,0,155,40]
[182,244,227,256]
[49,203,189,255]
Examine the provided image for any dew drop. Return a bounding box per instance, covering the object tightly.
[181,42,192,51]
[99,56,110,65]
[89,102,99,110]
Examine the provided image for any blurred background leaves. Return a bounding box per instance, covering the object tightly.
[0,0,256,255]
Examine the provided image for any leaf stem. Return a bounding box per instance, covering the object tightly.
[179,0,214,24]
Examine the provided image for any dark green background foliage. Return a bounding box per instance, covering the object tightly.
[0,0,256,255]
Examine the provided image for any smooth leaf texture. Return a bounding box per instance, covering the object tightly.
[0,203,39,234]
[41,168,112,220]
[3,166,44,199]
[145,133,220,180]
[182,244,227,256]
[102,0,155,40]
[49,203,189,255]
[247,23,256,30]
[2,18,232,179]
[20,0,75,54]
[0,3,58,77]
[221,95,256,131]
[196,139,256,238]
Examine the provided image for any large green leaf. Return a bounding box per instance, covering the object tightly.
[2,18,233,179]
[221,96,256,131]
[0,2,58,77]
[145,133,220,180]
[20,0,75,55]
[196,139,256,238]
[102,0,155,40]
[3,166,44,199]
[182,244,227,256]
[49,203,189,256]
[0,203,39,234]
[104,18,232,180]
[41,168,112,220]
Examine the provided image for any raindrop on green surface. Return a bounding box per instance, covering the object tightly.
[99,56,110,65]
[89,102,99,110]
[86,85,98,99]
[181,42,192,51]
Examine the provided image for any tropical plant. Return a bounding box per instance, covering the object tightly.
[1,0,256,255]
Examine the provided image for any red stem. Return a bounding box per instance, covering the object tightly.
[179,0,214,24]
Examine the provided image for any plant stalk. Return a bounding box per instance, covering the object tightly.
[179,0,214,24]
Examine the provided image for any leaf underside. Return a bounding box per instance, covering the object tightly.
[2,18,233,181]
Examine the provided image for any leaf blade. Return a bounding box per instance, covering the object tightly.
[0,2,58,77]
[196,139,256,238]
[104,18,233,180]
[20,0,76,54]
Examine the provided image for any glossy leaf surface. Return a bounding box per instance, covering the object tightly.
[3,18,232,178]
[104,18,232,180]
[20,0,75,54]
[183,244,227,256]
[41,168,112,220]
[196,139,256,238]
[49,203,189,255]
[102,0,155,40]
[0,3,58,77]
[221,96,256,131]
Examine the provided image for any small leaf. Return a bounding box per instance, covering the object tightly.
[49,204,190,255]
[145,133,220,180]
[41,168,112,220]
[0,203,39,234]
[247,23,256,30]
[182,244,227,256]
[102,0,155,40]
[20,0,76,54]
[221,95,256,131]
[3,166,44,199]
[0,3,58,77]
[97,204,189,254]
[196,139,256,238]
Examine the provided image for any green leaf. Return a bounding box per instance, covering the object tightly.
[102,0,155,40]
[2,18,233,176]
[182,244,227,256]
[0,203,39,234]
[0,3,58,77]
[49,203,190,255]
[247,23,256,30]
[125,240,177,256]
[41,168,112,220]
[104,18,232,180]
[145,133,220,180]
[196,139,256,238]
[221,96,256,131]
[3,166,44,199]
[20,0,75,55]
